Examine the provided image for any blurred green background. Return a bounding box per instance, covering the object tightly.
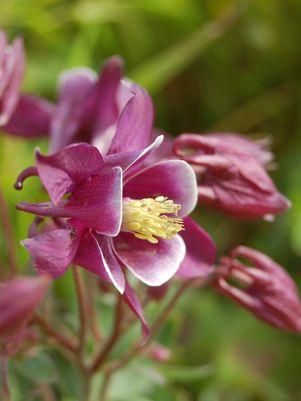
[1,0,301,400]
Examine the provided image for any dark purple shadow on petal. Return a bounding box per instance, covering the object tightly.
[177,217,216,279]
[4,95,53,138]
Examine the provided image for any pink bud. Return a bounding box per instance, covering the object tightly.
[146,344,171,362]
[0,276,50,344]
[214,246,301,332]
[174,133,290,219]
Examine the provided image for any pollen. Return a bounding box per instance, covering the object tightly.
[122,196,184,244]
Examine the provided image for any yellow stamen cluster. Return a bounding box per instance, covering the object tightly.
[122,196,184,244]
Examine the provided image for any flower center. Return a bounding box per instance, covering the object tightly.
[122,196,184,244]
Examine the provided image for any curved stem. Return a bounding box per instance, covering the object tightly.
[99,279,198,400]
[88,295,123,375]
[0,354,10,401]
[0,188,18,276]
[34,314,77,354]
[73,267,88,357]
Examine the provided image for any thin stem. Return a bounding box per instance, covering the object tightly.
[99,279,197,400]
[0,354,10,401]
[88,295,123,375]
[86,275,102,341]
[34,314,77,354]
[99,371,113,401]
[0,188,18,276]
[73,267,88,356]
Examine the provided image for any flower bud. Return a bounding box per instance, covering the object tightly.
[145,344,171,362]
[214,246,301,332]
[174,133,290,219]
[0,276,50,344]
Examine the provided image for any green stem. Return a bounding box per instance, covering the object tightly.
[73,267,88,357]
[88,295,123,375]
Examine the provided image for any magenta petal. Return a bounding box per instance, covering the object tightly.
[86,57,123,152]
[74,230,125,293]
[50,67,97,153]
[124,160,198,217]
[3,95,53,138]
[18,167,123,235]
[113,233,185,286]
[36,143,104,203]
[177,217,216,279]
[22,229,81,278]
[123,281,149,338]
[68,166,122,235]
[0,37,25,126]
[109,81,154,153]
[104,135,163,172]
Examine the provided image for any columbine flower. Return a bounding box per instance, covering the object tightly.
[173,132,290,219]
[0,31,24,126]
[15,139,216,332]
[214,246,301,332]
[3,55,154,153]
[0,276,50,345]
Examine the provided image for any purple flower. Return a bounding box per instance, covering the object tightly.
[4,56,154,153]
[0,31,25,126]
[214,246,301,332]
[16,139,216,333]
[0,276,50,344]
[174,133,290,219]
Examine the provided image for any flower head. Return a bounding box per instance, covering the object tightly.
[174,133,290,219]
[0,276,50,345]
[15,138,211,334]
[214,246,301,332]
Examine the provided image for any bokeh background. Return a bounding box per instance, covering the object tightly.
[1,0,301,400]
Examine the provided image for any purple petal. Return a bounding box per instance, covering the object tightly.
[177,217,216,279]
[18,167,123,235]
[123,281,149,338]
[74,230,125,293]
[104,135,163,172]
[113,233,185,286]
[22,228,81,278]
[124,160,198,217]
[109,80,154,153]
[36,143,104,203]
[50,67,97,153]
[3,94,53,138]
[0,37,25,126]
[85,57,123,152]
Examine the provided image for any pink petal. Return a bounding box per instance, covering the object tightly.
[177,217,216,279]
[124,160,198,217]
[109,80,154,153]
[74,230,125,293]
[123,281,149,338]
[4,95,53,138]
[50,67,97,153]
[36,143,104,203]
[86,57,123,152]
[22,228,81,278]
[18,167,123,236]
[0,37,25,126]
[104,135,163,172]
[113,233,185,286]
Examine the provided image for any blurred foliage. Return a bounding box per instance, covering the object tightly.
[0,0,301,400]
